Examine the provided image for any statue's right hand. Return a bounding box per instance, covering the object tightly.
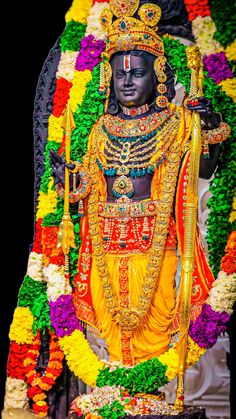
[50,150,66,186]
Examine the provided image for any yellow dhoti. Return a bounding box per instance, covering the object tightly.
[90,248,178,363]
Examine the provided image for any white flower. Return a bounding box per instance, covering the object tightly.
[4,378,28,410]
[56,51,79,81]
[207,271,236,314]
[192,16,223,56]
[43,263,72,301]
[26,252,43,281]
[85,2,110,40]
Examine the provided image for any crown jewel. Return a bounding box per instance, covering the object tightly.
[100,0,164,59]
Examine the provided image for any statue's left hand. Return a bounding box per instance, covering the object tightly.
[186,96,221,130]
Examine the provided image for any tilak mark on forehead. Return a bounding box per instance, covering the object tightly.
[123,54,131,72]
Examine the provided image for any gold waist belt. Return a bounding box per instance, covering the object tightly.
[97,199,158,219]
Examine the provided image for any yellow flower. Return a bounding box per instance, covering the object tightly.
[186,337,206,367]
[69,70,92,112]
[65,0,93,24]
[36,178,58,220]
[59,329,104,387]
[48,114,64,143]
[159,345,179,381]
[159,338,206,382]
[9,307,34,344]
[219,78,236,103]
[36,401,47,407]
[229,196,236,223]
[225,40,236,61]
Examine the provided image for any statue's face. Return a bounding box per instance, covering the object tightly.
[111,53,155,107]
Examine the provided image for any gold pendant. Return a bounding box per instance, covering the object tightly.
[117,165,130,176]
[112,175,134,198]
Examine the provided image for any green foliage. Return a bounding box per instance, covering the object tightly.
[18,276,51,333]
[96,401,126,419]
[60,21,86,52]
[209,0,236,48]
[96,358,168,395]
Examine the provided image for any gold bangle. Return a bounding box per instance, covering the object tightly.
[69,161,81,174]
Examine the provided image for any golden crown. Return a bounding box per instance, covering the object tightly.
[100,0,164,59]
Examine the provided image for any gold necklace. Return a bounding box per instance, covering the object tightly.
[103,109,174,138]
[95,116,179,177]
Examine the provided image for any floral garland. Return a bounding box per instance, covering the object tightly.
[183,0,236,276]
[4,0,236,417]
[24,331,64,417]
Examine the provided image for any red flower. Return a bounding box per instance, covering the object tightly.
[32,219,43,253]
[27,386,42,399]
[220,231,236,274]
[42,226,64,265]
[32,402,48,413]
[221,253,236,275]
[183,0,211,21]
[7,342,32,380]
[52,78,73,118]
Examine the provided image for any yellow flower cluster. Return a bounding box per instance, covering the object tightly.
[229,196,236,223]
[219,78,236,103]
[59,329,104,387]
[65,0,93,25]
[69,70,92,112]
[158,337,206,382]
[36,178,58,220]
[225,40,236,62]
[48,114,64,143]
[9,307,35,344]
[158,344,179,381]
[186,337,206,367]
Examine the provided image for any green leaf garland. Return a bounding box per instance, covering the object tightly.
[96,358,168,396]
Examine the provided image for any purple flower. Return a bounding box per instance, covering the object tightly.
[189,304,230,348]
[203,52,234,85]
[50,294,83,338]
[75,35,106,71]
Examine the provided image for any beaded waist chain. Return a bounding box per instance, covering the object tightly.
[98,198,158,219]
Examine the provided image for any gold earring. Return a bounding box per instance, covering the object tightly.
[154,56,168,108]
[99,55,112,113]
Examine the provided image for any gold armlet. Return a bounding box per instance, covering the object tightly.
[201,121,231,158]
[55,167,92,203]
[69,161,81,173]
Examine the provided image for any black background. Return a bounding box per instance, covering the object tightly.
[1,1,72,410]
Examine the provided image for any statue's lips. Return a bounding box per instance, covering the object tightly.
[121,89,135,95]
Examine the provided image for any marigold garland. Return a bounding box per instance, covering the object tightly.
[9,307,35,344]
[24,331,64,417]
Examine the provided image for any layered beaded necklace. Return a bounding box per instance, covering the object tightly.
[96,109,180,177]
[95,109,180,198]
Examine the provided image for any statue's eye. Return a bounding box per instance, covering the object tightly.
[133,70,144,77]
[116,71,125,79]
